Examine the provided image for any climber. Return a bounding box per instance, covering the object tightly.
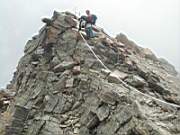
[79,10,97,39]
[85,10,97,39]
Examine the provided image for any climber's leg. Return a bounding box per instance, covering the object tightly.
[85,27,90,39]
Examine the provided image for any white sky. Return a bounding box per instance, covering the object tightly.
[0,0,180,88]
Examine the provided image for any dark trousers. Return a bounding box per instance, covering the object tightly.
[85,26,94,38]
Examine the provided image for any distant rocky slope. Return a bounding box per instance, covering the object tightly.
[0,11,180,135]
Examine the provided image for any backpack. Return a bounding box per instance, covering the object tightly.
[91,14,97,25]
[78,16,87,31]
[86,14,97,25]
[80,15,87,21]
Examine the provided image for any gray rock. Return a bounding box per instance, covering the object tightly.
[5,105,30,135]
[84,112,100,129]
[65,78,74,88]
[51,56,60,67]
[115,33,129,44]
[124,75,146,88]
[79,126,90,135]
[44,95,59,113]
[53,61,75,72]
[24,38,39,54]
[53,99,66,114]
[35,48,44,55]
[42,17,52,25]
[108,70,128,84]
[85,93,101,112]
[40,121,63,135]
[159,58,178,76]
[26,120,45,135]
[96,105,110,121]
[52,11,77,28]
[108,71,120,84]
[101,69,111,76]
[99,88,120,105]
[142,48,157,61]
[72,66,81,75]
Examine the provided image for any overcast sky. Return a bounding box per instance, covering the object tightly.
[0,0,180,88]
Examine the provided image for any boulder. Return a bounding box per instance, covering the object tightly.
[108,72,120,84]
[159,58,178,76]
[124,75,147,88]
[99,89,120,105]
[24,38,39,54]
[53,61,75,72]
[42,17,52,26]
[96,105,110,121]
[46,26,60,44]
[72,66,81,75]
[65,78,74,88]
[101,69,111,76]
[108,70,127,84]
[142,48,157,61]
[115,33,129,44]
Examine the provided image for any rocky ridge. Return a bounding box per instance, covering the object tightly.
[0,11,180,135]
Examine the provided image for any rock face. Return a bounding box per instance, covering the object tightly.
[158,58,178,76]
[1,11,180,135]
[0,90,13,113]
[0,89,15,134]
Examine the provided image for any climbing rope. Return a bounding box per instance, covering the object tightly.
[79,32,180,109]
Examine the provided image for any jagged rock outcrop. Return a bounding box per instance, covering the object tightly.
[0,88,15,134]
[1,11,180,135]
[158,58,178,76]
